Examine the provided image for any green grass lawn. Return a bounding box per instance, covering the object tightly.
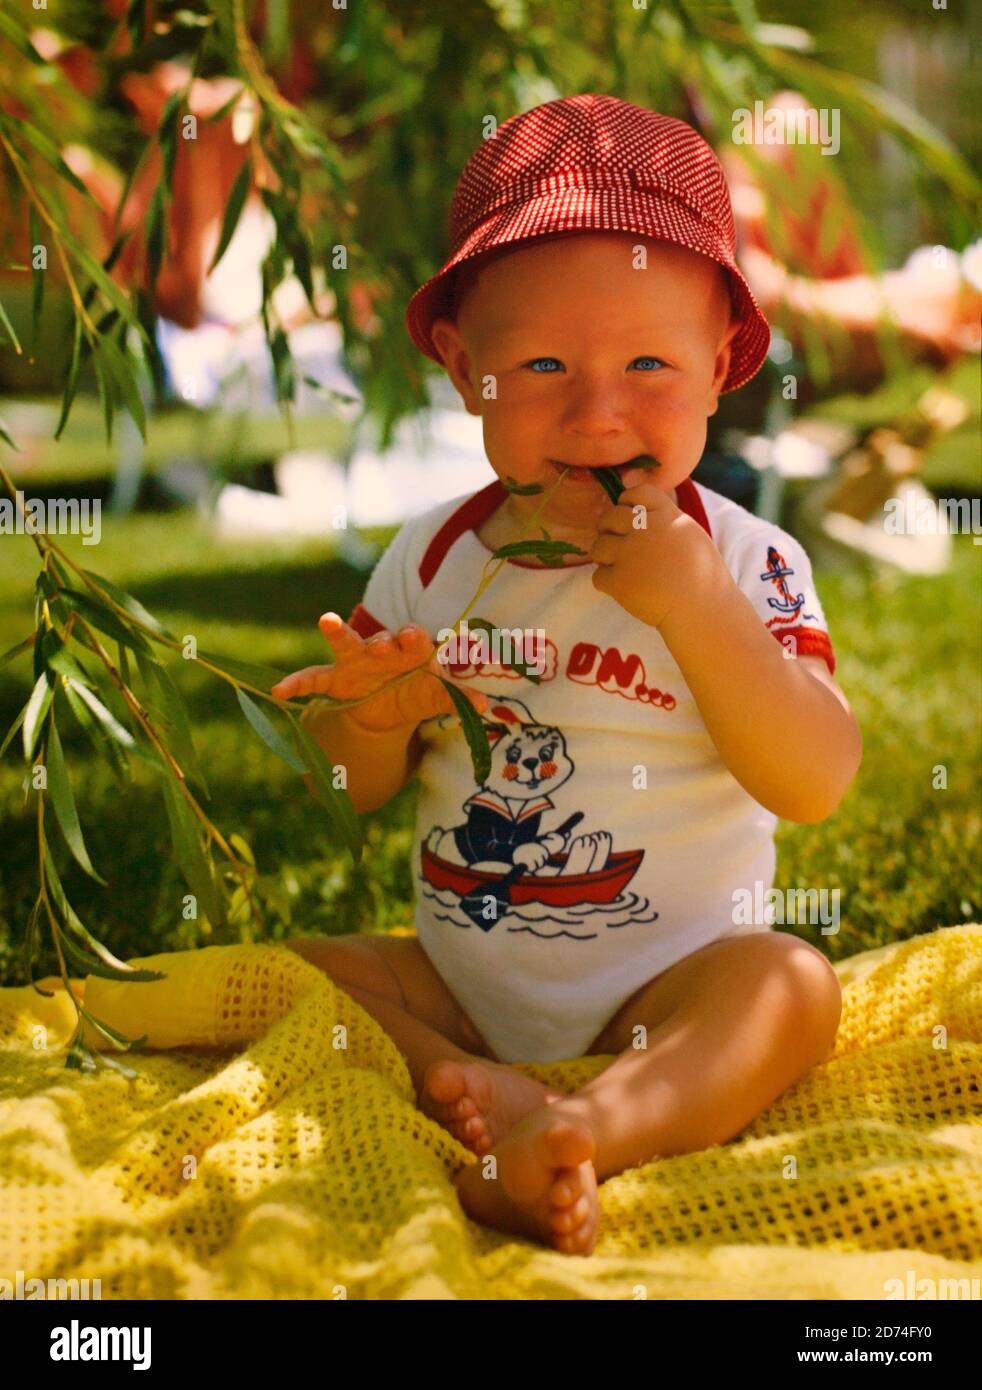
[0,505,979,987]
[1,388,350,489]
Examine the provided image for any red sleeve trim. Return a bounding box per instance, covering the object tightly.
[674,478,712,538]
[419,480,507,588]
[347,603,386,638]
[771,626,836,675]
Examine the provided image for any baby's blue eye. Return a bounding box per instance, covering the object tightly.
[520,358,664,375]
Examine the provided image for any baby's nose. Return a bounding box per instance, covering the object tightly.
[522,757,540,771]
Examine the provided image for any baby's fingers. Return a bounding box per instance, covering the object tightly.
[317,612,365,658]
[270,665,338,699]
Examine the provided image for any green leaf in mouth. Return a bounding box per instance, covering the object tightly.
[503,475,545,495]
[593,454,661,503]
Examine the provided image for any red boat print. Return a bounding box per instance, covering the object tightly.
[421,844,643,908]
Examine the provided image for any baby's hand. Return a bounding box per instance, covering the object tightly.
[590,483,720,629]
[270,613,489,733]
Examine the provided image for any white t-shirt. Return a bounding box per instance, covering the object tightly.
[347,477,835,1063]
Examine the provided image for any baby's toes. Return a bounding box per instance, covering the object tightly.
[463,1118,494,1154]
[554,1193,599,1253]
[551,1189,590,1234]
[423,1059,468,1106]
[448,1113,492,1156]
[550,1170,582,1207]
[543,1119,596,1172]
[555,1219,598,1256]
[549,1157,599,1252]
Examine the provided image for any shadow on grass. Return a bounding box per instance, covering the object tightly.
[0,549,376,730]
[94,556,369,630]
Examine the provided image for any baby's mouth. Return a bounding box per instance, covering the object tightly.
[548,455,658,486]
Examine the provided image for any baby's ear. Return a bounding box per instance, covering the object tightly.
[431,317,482,416]
[708,314,740,414]
[430,316,458,368]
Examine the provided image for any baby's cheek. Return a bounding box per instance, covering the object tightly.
[502,764,520,781]
[539,761,558,779]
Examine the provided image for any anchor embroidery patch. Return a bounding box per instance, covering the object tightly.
[759,545,805,617]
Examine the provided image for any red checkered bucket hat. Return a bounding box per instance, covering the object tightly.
[405,93,771,392]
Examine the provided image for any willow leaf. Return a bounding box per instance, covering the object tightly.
[58,225,151,350]
[0,112,101,207]
[594,468,625,504]
[467,617,542,685]
[209,157,252,273]
[44,717,106,884]
[78,1002,147,1053]
[61,682,122,784]
[292,719,362,863]
[1,633,34,666]
[58,929,162,986]
[65,1028,99,1073]
[65,678,162,775]
[136,652,208,797]
[236,687,306,773]
[0,699,29,760]
[41,632,92,687]
[23,899,44,992]
[440,679,491,784]
[91,346,114,446]
[42,831,162,976]
[59,588,152,653]
[22,671,54,761]
[78,568,172,638]
[0,413,19,450]
[0,11,46,65]
[196,648,290,693]
[0,295,22,355]
[487,539,586,563]
[96,337,147,441]
[159,775,223,926]
[54,317,83,441]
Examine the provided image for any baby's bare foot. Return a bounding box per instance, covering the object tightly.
[455,1110,599,1255]
[421,1058,563,1155]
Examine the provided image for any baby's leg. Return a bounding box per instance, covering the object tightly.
[569,931,842,1176]
[456,931,841,1252]
[285,933,489,1087]
[283,935,560,1146]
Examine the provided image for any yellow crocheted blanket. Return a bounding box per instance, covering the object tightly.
[1,924,980,1300]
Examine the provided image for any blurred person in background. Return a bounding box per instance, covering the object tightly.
[702,89,979,551]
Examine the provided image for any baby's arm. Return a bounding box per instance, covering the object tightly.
[298,701,420,816]
[591,486,862,823]
[271,614,489,815]
[659,598,860,823]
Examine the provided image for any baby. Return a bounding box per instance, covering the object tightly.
[271,95,862,1255]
